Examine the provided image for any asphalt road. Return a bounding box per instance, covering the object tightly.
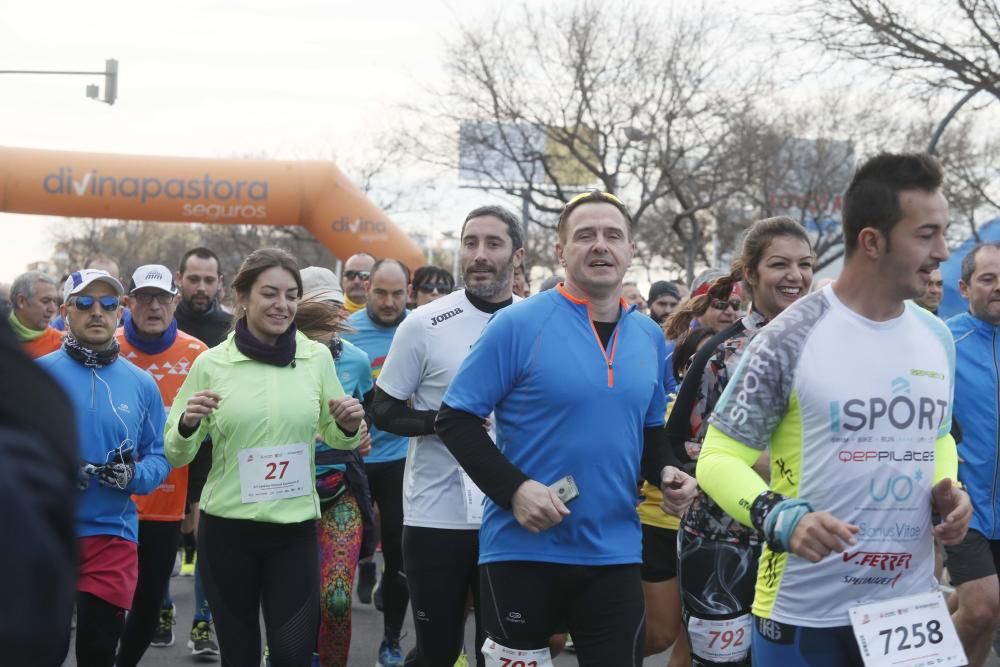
[61,567,1000,666]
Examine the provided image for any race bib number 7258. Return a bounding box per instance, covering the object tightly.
[849,591,966,666]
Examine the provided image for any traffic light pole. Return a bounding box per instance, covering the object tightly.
[0,59,118,105]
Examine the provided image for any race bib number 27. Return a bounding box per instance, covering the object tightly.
[238,443,311,503]
[849,591,966,667]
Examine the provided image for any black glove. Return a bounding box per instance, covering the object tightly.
[77,463,98,491]
[96,455,136,490]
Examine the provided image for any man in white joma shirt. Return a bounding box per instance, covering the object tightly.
[372,205,524,667]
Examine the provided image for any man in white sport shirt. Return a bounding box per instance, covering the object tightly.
[372,205,523,667]
[697,152,972,666]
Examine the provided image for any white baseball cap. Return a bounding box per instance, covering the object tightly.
[301,266,345,304]
[129,264,178,295]
[63,269,125,302]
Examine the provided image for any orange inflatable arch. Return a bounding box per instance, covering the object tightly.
[0,146,424,269]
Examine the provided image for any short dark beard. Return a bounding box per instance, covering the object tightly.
[367,303,405,328]
[184,297,212,314]
[465,254,515,301]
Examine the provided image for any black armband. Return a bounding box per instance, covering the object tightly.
[750,489,787,549]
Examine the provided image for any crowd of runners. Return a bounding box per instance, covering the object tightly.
[8,150,1000,667]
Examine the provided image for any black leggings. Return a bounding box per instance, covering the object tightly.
[76,591,127,667]
[678,530,760,667]
[198,512,319,667]
[365,458,408,640]
[403,526,483,667]
[116,520,182,667]
[480,561,645,667]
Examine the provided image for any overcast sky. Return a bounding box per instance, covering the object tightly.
[0,0,520,282]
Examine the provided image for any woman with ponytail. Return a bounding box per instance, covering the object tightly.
[669,217,814,666]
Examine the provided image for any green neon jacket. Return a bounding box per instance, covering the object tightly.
[165,331,359,523]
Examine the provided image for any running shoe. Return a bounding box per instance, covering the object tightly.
[357,560,376,604]
[376,638,404,667]
[188,620,220,659]
[180,550,196,577]
[150,604,176,647]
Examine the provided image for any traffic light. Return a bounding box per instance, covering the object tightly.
[103,59,118,105]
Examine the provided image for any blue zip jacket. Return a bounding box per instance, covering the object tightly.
[38,347,170,543]
[949,312,1000,539]
[443,285,668,566]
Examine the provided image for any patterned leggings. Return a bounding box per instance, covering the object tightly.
[317,490,363,667]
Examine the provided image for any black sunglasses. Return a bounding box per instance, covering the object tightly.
[417,283,451,295]
[710,298,741,312]
[72,295,120,312]
[343,270,371,281]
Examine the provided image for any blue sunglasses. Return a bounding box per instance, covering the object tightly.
[72,295,120,312]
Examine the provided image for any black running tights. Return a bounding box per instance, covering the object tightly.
[198,512,319,667]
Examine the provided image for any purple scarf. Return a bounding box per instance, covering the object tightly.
[234,317,297,367]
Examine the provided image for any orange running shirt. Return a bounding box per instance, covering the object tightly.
[22,326,63,359]
[116,328,209,521]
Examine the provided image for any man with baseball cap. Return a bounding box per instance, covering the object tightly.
[114,265,216,664]
[38,269,170,667]
[647,281,681,325]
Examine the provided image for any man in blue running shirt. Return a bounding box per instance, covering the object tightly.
[437,191,697,666]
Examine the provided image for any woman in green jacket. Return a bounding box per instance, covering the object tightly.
[165,248,363,667]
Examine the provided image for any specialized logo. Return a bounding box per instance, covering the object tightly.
[842,551,912,572]
[43,167,269,221]
[116,403,130,413]
[842,573,903,588]
[505,611,525,624]
[431,307,463,327]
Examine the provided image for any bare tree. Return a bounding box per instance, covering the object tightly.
[402,2,770,282]
[798,0,1000,99]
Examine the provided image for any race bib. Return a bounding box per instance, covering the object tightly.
[687,614,751,662]
[849,591,966,666]
[481,638,553,667]
[238,443,311,503]
[462,471,486,524]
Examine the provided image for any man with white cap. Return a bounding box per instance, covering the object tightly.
[113,265,215,665]
[38,269,170,667]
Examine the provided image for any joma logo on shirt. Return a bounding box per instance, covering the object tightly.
[431,307,463,326]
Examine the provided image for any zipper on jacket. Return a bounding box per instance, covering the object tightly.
[584,303,621,388]
[992,327,1000,537]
